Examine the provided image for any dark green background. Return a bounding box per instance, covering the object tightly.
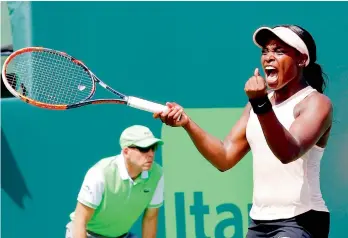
[1,2,347,237]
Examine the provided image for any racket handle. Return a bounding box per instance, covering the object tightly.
[127,96,168,113]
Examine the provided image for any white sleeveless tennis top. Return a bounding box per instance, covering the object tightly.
[246,86,329,220]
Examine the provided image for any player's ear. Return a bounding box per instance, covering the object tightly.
[123,147,130,155]
[298,54,308,68]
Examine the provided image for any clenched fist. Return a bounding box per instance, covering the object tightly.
[245,68,267,99]
[153,102,189,127]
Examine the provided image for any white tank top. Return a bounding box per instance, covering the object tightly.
[246,86,329,220]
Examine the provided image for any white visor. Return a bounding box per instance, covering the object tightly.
[253,26,310,66]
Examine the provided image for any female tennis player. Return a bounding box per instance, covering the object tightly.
[154,24,332,237]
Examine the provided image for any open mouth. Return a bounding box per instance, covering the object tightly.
[265,66,278,83]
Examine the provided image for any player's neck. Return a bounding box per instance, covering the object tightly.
[125,162,142,180]
[273,78,307,105]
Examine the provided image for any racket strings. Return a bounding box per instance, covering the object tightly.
[35,52,92,104]
[4,51,94,105]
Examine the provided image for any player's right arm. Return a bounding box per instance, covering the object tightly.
[73,167,104,238]
[74,203,95,238]
[154,102,251,171]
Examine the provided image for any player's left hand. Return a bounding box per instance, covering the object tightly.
[244,68,267,99]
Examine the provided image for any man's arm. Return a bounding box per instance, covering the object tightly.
[73,167,104,238]
[73,203,95,238]
[142,175,164,238]
[142,208,159,238]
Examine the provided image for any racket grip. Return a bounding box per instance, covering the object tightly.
[127,96,169,113]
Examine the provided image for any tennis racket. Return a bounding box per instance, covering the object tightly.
[1,47,169,113]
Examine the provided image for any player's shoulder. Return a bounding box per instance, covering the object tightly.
[94,156,118,168]
[302,91,333,112]
[84,164,105,182]
[87,156,118,175]
[294,90,333,122]
[310,91,332,104]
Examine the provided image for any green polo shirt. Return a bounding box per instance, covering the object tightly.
[70,154,163,237]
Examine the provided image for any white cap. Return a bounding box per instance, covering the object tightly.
[253,26,310,66]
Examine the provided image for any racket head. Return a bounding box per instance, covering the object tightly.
[1,47,96,110]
